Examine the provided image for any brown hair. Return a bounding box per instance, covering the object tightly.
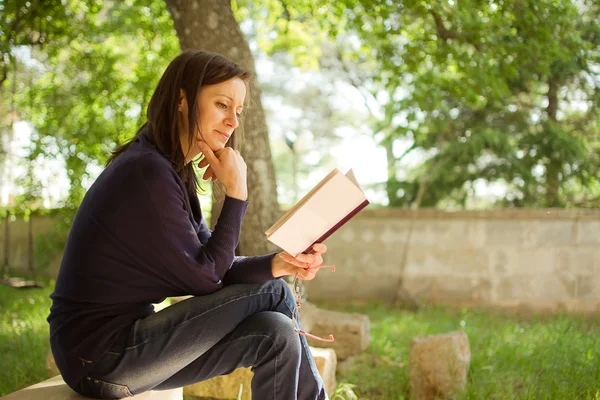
[107,50,251,196]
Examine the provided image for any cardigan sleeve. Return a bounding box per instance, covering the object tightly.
[223,254,278,285]
[137,154,247,295]
[191,194,277,285]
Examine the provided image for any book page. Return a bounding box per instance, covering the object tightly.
[345,169,362,190]
[265,169,338,236]
[267,170,366,256]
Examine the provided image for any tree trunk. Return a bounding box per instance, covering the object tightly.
[384,139,398,206]
[2,210,9,276]
[28,214,34,277]
[165,0,279,256]
[545,73,560,207]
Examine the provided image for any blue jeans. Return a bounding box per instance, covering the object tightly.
[76,279,328,400]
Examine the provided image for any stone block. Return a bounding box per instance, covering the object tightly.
[182,346,336,399]
[402,274,433,298]
[310,347,337,396]
[407,247,488,276]
[404,273,493,304]
[183,367,252,400]
[534,273,576,299]
[304,271,357,300]
[556,248,597,275]
[429,275,492,303]
[378,222,412,245]
[409,331,470,400]
[306,257,402,301]
[490,248,557,275]
[577,220,600,246]
[576,275,596,299]
[496,273,576,302]
[485,221,536,247]
[299,302,369,360]
[536,221,577,247]
[1,375,182,400]
[47,346,334,400]
[410,220,485,249]
[495,275,535,301]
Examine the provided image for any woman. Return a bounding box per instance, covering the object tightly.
[48,50,331,400]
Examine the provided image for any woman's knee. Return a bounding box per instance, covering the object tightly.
[264,277,291,295]
[252,312,300,353]
[262,278,296,313]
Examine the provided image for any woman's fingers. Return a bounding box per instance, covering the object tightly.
[312,264,335,271]
[280,250,329,269]
[279,252,336,280]
[202,166,215,181]
[311,243,327,254]
[280,252,309,269]
[295,267,317,280]
[294,252,322,267]
[197,157,209,169]
[198,141,220,169]
[294,264,335,280]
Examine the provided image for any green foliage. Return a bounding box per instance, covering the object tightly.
[0,281,54,395]
[1,1,181,267]
[7,0,179,212]
[244,0,600,208]
[332,382,358,400]
[6,0,600,213]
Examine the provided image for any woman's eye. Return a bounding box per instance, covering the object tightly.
[217,102,227,109]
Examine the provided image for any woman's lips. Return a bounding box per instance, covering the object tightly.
[216,130,229,141]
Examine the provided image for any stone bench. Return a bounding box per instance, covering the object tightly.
[0,375,182,400]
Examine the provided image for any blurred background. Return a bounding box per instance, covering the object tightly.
[1,1,600,399]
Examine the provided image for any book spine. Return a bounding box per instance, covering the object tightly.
[302,199,371,254]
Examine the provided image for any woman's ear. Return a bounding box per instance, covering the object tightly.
[178,89,187,112]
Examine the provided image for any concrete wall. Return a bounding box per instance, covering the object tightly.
[304,208,600,313]
[4,209,600,313]
[0,215,61,275]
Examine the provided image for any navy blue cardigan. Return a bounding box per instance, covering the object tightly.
[47,130,275,388]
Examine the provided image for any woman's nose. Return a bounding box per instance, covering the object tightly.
[225,112,239,129]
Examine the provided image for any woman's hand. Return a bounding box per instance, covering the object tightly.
[271,243,334,280]
[197,141,247,200]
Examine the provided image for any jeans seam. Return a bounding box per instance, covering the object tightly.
[125,289,293,350]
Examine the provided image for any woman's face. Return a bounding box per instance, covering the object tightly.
[179,77,246,163]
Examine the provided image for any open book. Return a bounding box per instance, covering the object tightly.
[265,168,370,256]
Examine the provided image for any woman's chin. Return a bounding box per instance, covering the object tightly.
[210,142,226,151]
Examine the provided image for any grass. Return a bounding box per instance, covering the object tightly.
[319,301,600,400]
[1,282,599,399]
[0,278,54,396]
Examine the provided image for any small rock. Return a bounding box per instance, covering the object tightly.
[310,347,337,396]
[299,302,370,360]
[409,331,470,400]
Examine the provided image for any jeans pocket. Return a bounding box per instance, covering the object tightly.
[80,375,133,399]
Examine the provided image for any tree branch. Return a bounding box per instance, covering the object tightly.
[332,46,379,119]
[429,9,482,52]
[278,0,291,22]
